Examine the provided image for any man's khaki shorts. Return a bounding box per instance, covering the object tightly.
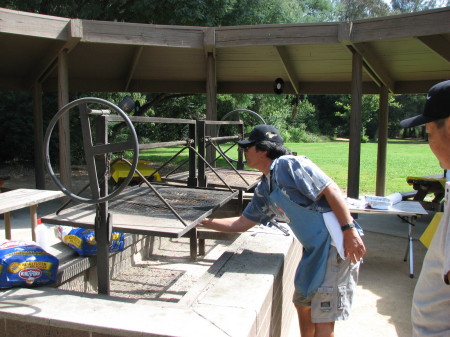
[293,245,360,323]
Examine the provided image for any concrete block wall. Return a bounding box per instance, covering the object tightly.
[0,230,302,337]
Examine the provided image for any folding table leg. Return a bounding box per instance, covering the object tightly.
[408,225,414,278]
[403,218,415,278]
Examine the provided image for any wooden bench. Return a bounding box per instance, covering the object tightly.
[0,189,64,241]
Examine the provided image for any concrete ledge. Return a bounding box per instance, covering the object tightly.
[0,229,301,337]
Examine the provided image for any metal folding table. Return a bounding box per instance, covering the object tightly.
[348,200,428,278]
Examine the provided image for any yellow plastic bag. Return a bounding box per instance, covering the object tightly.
[420,212,443,248]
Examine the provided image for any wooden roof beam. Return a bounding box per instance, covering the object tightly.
[416,34,450,63]
[81,20,205,48]
[275,46,301,94]
[350,8,450,42]
[215,22,339,48]
[217,81,381,95]
[0,8,69,39]
[28,19,82,87]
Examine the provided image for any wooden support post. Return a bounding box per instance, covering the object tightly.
[197,120,207,187]
[376,86,389,196]
[57,51,72,194]
[347,51,362,199]
[205,48,217,164]
[33,83,46,189]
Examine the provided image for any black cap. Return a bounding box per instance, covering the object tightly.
[400,80,450,128]
[237,124,283,146]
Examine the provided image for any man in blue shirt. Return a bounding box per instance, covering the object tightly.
[201,125,366,337]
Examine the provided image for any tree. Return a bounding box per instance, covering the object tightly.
[391,0,450,13]
[307,95,348,138]
[334,94,399,142]
[389,93,426,139]
[335,0,391,21]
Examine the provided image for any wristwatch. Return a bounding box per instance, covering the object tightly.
[341,223,355,232]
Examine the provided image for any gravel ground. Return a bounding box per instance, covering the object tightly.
[101,236,233,302]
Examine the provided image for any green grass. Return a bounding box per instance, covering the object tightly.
[140,139,442,196]
[287,139,442,195]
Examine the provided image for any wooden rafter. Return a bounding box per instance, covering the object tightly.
[351,42,395,93]
[417,35,450,63]
[275,46,300,94]
[124,46,144,92]
[28,19,82,87]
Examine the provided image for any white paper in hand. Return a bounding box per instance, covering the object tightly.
[323,211,346,260]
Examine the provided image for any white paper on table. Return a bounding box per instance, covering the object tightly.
[386,192,402,204]
[365,192,403,209]
[323,211,346,260]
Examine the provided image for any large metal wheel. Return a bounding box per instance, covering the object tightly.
[44,97,139,204]
[216,109,266,163]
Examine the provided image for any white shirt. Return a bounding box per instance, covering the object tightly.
[412,181,450,337]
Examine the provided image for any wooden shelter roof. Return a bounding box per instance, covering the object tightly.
[1,7,449,195]
[1,7,449,95]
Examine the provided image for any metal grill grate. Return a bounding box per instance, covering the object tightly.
[101,186,230,221]
[164,169,261,191]
[108,185,222,221]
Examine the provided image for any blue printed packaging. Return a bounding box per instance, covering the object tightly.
[0,240,59,288]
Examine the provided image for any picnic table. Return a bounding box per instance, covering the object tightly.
[405,171,447,211]
[0,189,64,241]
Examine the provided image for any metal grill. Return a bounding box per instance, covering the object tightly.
[44,184,238,236]
[164,169,261,191]
[108,185,229,221]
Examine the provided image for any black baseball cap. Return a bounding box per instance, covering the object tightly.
[400,80,450,128]
[237,124,283,147]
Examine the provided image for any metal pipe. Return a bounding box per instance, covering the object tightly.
[88,109,111,115]
[207,141,250,186]
[120,158,189,227]
[139,140,191,150]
